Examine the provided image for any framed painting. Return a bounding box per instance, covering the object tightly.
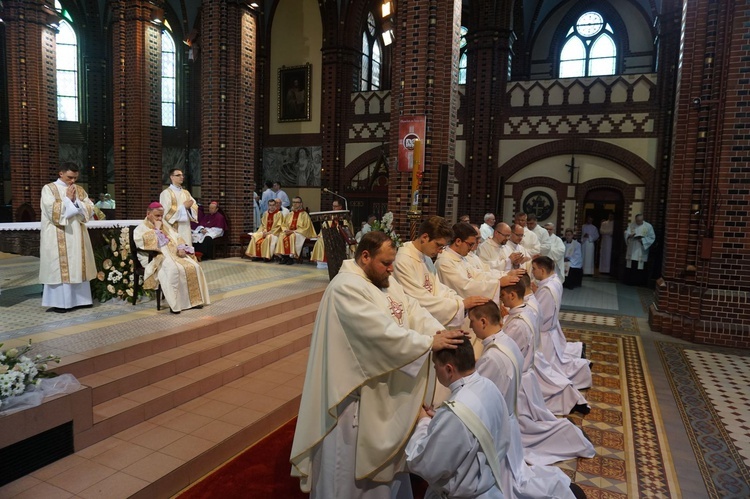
[278,64,312,122]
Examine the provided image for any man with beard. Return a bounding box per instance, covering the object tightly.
[290,231,465,498]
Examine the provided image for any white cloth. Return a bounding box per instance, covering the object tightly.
[599,220,614,273]
[393,242,465,327]
[625,221,655,270]
[581,224,599,275]
[520,227,540,257]
[546,234,566,283]
[160,184,198,245]
[134,220,210,312]
[406,372,509,499]
[506,240,532,275]
[536,275,591,390]
[480,223,495,241]
[290,259,443,496]
[435,248,501,302]
[253,193,262,231]
[191,226,224,244]
[532,225,551,257]
[39,180,96,309]
[477,334,586,487]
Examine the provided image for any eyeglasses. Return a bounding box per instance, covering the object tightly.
[171,173,183,177]
[495,231,512,237]
[512,232,524,238]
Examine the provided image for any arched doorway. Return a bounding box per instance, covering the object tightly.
[582,188,624,278]
[344,155,389,229]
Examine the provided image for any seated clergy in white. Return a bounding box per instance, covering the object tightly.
[520,273,591,417]
[406,337,576,499]
[134,202,210,313]
[393,216,488,329]
[275,196,316,264]
[245,199,283,260]
[495,285,595,462]
[469,303,584,495]
[436,222,520,306]
[532,256,592,390]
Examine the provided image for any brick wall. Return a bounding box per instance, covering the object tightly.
[388,0,462,236]
[5,0,60,220]
[200,1,258,256]
[111,0,162,219]
[651,0,750,346]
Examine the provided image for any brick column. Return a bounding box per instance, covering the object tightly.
[4,0,60,221]
[388,0,462,235]
[461,0,512,221]
[200,0,257,255]
[651,0,750,347]
[111,0,163,219]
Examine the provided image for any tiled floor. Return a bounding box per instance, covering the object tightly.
[1,255,747,498]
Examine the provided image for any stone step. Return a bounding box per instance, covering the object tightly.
[53,289,324,380]
[78,303,319,406]
[75,323,314,450]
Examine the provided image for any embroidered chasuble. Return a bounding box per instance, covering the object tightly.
[245,209,282,258]
[160,186,198,245]
[276,209,316,257]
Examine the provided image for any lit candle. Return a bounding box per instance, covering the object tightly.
[411,138,421,196]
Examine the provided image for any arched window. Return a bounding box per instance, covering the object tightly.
[458,26,468,85]
[559,11,617,78]
[161,30,177,127]
[55,1,78,121]
[360,12,383,91]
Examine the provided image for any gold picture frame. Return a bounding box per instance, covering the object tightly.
[278,64,312,122]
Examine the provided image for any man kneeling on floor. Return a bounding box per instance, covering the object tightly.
[134,202,210,314]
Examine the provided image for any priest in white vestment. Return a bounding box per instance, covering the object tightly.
[290,231,465,498]
[470,303,589,491]
[507,224,533,275]
[581,217,599,275]
[521,278,591,417]
[274,196,316,264]
[479,213,497,241]
[527,214,551,257]
[160,168,198,245]
[544,223,567,283]
[514,212,541,257]
[599,213,615,274]
[407,338,575,499]
[393,216,488,328]
[532,257,592,390]
[476,222,515,275]
[134,203,210,313]
[39,163,97,311]
[624,214,656,286]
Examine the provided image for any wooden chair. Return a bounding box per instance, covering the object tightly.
[130,229,163,310]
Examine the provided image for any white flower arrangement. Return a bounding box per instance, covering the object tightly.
[371,212,403,247]
[92,228,141,302]
[0,341,60,409]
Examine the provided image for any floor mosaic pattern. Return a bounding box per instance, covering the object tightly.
[558,329,680,498]
[558,313,639,334]
[657,342,750,498]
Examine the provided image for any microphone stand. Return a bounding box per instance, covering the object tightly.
[322,188,349,212]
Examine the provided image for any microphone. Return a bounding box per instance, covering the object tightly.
[322,187,349,211]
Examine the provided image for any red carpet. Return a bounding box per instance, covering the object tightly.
[177,417,428,499]
[177,418,308,499]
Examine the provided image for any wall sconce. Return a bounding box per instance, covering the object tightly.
[150,7,164,25]
[381,0,394,46]
[381,0,393,18]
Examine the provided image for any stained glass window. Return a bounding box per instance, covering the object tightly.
[55,16,79,122]
[162,31,176,127]
[559,11,617,78]
[459,26,468,85]
[360,11,384,91]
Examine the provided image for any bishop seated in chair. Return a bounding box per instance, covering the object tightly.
[134,202,210,314]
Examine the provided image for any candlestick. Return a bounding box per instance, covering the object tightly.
[411,139,421,209]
